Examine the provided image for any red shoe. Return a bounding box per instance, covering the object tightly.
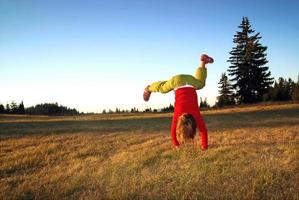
[143,86,151,102]
[201,54,214,64]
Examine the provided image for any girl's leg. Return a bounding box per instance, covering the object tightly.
[193,64,207,90]
[143,54,213,101]
[148,55,213,93]
[147,71,203,94]
[143,79,177,101]
[193,54,214,89]
[148,80,176,93]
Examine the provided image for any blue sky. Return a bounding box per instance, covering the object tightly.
[1,0,298,112]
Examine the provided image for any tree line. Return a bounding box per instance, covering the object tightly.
[264,77,299,102]
[0,101,25,114]
[102,104,175,114]
[0,102,79,115]
[0,101,179,115]
[216,17,299,107]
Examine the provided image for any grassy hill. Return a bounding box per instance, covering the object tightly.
[0,103,298,199]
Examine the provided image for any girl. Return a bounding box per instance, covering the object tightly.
[143,54,214,150]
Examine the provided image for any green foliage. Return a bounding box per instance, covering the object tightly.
[216,73,235,107]
[264,77,299,101]
[291,81,299,101]
[115,108,121,113]
[10,101,19,113]
[0,104,4,113]
[18,101,25,114]
[162,104,174,112]
[130,107,139,113]
[0,101,26,114]
[25,102,79,115]
[142,104,174,113]
[0,101,78,115]
[5,103,11,113]
[228,17,273,104]
[199,97,210,109]
[144,107,152,113]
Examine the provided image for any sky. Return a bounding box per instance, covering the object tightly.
[0,0,298,113]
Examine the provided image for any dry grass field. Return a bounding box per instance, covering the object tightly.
[0,103,298,200]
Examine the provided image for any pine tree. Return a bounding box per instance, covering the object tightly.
[10,101,19,114]
[0,104,5,113]
[18,101,25,114]
[291,81,299,101]
[5,104,10,114]
[227,17,273,104]
[216,73,235,107]
[199,97,210,109]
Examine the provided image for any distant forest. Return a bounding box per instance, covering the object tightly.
[0,101,176,115]
[0,102,79,116]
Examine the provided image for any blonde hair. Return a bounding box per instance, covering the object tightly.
[176,113,196,144]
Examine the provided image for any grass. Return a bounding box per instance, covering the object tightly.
[0,103,298,200]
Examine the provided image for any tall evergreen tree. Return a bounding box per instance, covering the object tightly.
[18,101,25,114]
[227,17,273,104]
[291,79,299,101]
[0,104,5,113]
[5,104,11,114]
[10,101,19,114]
[199,97,210,109]
[216,73,235,107]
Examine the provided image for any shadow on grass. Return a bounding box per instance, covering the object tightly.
[0,117,171,137]
[205,108,299,131]
[0,108,298,137]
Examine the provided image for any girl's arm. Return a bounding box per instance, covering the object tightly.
[171,116,180,147]
[196,115,208,150]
